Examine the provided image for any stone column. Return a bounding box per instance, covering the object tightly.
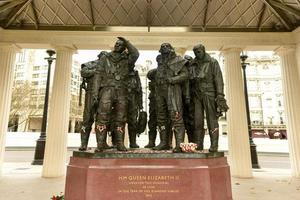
[222,48,252,178]
[0,43,20,174]
[42,46,75,178]
[276,46,300,178]
[175,47,187,57]
[70,118,76,133]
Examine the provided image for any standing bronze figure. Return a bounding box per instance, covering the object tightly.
[144,69,158,148]
[92,37,139,152]
[127,69,143,148]
[153,43,189,153]
[79,51,109,151]
[189,44,229,152]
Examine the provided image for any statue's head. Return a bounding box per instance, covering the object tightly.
[114,39,126,53]
[159,43,175,55]
[193,44,206,60]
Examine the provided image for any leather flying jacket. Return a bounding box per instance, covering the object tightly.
[156,54,188,86]
[190,53,224,98]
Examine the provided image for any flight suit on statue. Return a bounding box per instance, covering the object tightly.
[93,37,139,152]
[127,69,143,148]
[144,69,158,148]
[190,44,228,152]
[79,51,108,151]
[79,60,96,151]
[153,43,189,153]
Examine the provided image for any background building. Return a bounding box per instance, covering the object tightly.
[247,52,286,139]
[9,49,83,133]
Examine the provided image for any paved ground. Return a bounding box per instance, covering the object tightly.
[1,132,297,200]
[0,162,299,200]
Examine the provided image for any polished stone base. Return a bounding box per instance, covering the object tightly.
[65,150,232,200]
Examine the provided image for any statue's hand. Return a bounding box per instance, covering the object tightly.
[216,95,229,112]
[167,78,174,84]
[184,55,193,61]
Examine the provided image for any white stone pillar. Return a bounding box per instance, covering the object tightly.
[222,48,252,178]
[70,118,75,133]
[42,46,75,178]
[175,47,187,57]
[0,43,20,174]
[276,46,300,178]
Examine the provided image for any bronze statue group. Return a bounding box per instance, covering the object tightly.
[79,37,228,153]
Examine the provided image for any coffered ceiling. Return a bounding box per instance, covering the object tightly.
[0,0,299,32]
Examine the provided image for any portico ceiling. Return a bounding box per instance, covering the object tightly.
[0,0,299,32]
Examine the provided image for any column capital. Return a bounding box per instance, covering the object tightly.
[0,43,21,52]
[52,44,77,54]
[275,45,296,56]
[220,46,243,55]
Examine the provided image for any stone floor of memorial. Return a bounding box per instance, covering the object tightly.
[0,162,299,200]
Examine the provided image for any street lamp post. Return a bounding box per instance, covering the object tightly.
[32,49,56,165]
[240,54,260,169]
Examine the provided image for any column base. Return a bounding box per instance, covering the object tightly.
[250,144,260,169]
[32,137,46,165]
[65,150,232,200]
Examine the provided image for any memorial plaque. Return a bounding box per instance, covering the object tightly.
[65,150,232,200]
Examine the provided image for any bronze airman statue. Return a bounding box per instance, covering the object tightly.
[153,43,189,153]
[79,51,109,151]
[92,37,139,152]
[189,44,229,152]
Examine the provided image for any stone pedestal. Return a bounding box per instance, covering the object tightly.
[65,151,232,200]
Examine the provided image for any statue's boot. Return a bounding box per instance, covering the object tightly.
[187,130,194,143]
[129,130,139,148]
[95,127,107,153]
[209,128,219,152]
[102,133,112,149]
[116,127,127,151]
[144,131,156,148]
[172,126,185,153]
[152,128,169,150]
[194,129,205,151]
[79,128,91,151]
[111,131,117,148]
